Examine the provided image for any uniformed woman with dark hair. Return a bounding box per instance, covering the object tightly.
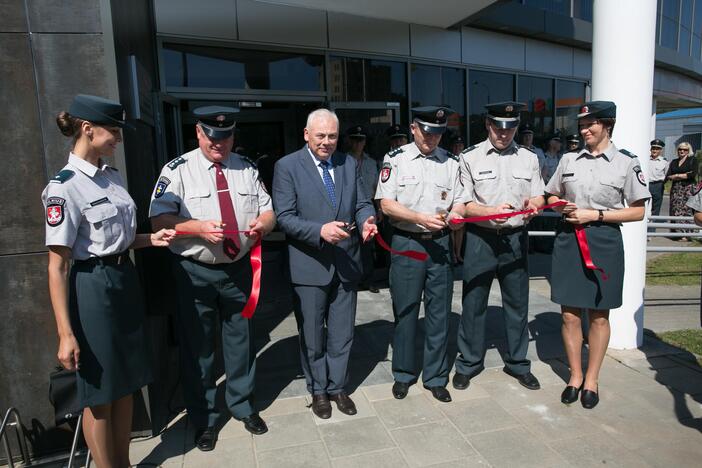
[545,101,650,409]
[42,95,175,467]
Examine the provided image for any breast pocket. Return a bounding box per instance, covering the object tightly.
[434,182,453,204]
[397,177,420,205]
[511,168,532,196]
[84,203,120,245]
[185,190,211,218]
[473,170,497,196]
[236,190,259,215]
[597,174,625,205]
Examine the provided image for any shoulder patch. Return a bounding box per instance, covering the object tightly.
[167,157,185,170]
[633,165,646,186]
[154,176,171,198]
[461,144,478,154]
[46,197,66,226]
[519,144,536,154]
[49,169,75,184]
[620,149,637,158]
[388,147,404,158]
[380,162,392,183]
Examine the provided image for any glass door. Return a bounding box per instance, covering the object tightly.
[330,102,401,162]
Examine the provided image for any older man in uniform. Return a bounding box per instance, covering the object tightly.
[273,109,377,419]
[453,102,545,392]
[150,106,275,450]
[376,106,468,402]
[648,139,668,223]
[347,125,380,293]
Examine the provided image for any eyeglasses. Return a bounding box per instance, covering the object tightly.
[578,120,602,132]
[677,148,690,153]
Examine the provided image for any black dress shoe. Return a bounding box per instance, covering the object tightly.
[581,388,599,409]
[452,373,470,390]
[392,381,410,399]
[368,285,380,293]
[504,369,541,390]
[330,392,357,415]
[426,386,452,403]
[194,427,217,452]
[241,413,268,435]
[311,394,332,419]
[560,384,583,404]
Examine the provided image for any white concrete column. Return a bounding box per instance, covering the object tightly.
[591,0,657,349]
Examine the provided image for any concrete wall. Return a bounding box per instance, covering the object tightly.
[0,0,115,459]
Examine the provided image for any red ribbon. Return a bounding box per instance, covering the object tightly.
[448,200,568,224]
[370,232,429,261]
[573,225,608,281]
[174,230,263,319]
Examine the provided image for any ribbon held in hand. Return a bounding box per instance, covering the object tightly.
[449,200,568,225]
[174,229,263,318]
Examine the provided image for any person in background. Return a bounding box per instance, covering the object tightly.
[647,139,668,232]
[566,134,581,153]
[451,135,466,156]
[541,134,563,184]
[665,142,698,241]
[518,123,545,171]
[387,124,409,151]
[347,125,380,293]
[43,94,175,467]
[545,101,649,410]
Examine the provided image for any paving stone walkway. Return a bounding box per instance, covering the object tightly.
[129,260,702,468]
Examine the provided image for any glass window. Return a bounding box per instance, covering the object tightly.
[162,43,324,92]
[411,65,466,143]
[518,76,554,144]
[411,65,442,108]
[523,0,570,15]
[661,17,680,48]
[680,27,692,55]
[555,80,586,137]
[468,70,514,144]
[692,0,702,58]
[574,0,593,21]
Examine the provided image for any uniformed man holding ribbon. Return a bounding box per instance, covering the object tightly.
[149,106,275,449]
[376,106,468,403]
[453,101,545,393]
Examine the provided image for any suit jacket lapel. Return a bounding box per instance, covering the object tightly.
[299,146,334,209]
[331,152,345,217]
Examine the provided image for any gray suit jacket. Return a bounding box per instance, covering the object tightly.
[273,146,375,286]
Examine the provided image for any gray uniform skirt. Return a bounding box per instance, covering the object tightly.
[69,257,152,408]
[550,222,624,310]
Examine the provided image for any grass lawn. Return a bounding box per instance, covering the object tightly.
[646,252,702,286]
[656,329,702,366]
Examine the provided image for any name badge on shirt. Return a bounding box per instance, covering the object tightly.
[562,173,575,178]
[90,197,110,207]
[478,170,493,175]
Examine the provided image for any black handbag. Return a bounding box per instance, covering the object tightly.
[48,367,81,426]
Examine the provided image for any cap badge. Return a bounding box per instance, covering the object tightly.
[216,114,226,122]
[505,105,513,112]
[441,191,447,201]
[436,110,445,118]
[581,106,589,113]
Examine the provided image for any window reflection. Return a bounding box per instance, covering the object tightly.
[555,80,586,137]
[518,75,554,143]
[469,70,514,144]
[411,64,466,145]
[163,43,324,92]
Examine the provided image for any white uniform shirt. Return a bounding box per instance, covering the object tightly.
[149,148,273,264]
[545,144,651,210]
[686,184,702,212]
[375,142,468,232]
[459,139,545,229]
[42,153,137,260]
[648,156,669,182]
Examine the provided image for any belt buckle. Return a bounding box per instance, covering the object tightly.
[117,254,125,265]
[419,232,432,240]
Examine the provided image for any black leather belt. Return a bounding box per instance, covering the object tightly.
[74,252,130,266]
[394,228,449,240]
[649,180,664,184]
[467,224,524,236]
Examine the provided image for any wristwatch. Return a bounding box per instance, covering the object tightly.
[598,210,604,222]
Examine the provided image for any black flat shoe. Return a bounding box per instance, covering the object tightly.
[426,386,452,403]
[194,426,217,451]
[242,413,268,435]
[452,373,470,390]
[392,381,410,399]
[581,388,599,409]
[560,384,583,404]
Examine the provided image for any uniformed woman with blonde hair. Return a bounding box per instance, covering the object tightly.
[42,95,175,467]
[545,101,650,409]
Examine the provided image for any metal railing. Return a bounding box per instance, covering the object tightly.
[0,408,30,468]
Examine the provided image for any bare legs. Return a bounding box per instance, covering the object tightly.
[561,307,610,392]
[82,394,133,468]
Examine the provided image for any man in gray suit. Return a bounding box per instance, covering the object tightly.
[273,109,377,419]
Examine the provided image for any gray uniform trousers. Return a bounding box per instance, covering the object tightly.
[390,232,452,388]
[293,274,357,395]
[455,227,531,377]
[171,254,255,428]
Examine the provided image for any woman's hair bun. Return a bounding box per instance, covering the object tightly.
[56,111,77,137]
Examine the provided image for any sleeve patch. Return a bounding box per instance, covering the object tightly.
[633,165,646,186]
[167,157,185,170]
[154,176,171,198]
[46,197,66,226]
[50,169,75,184]
[620,149,636,158]
[380,163,392,183]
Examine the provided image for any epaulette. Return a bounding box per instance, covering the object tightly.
[388,147,404,158]
[619,149,637,158]
[49,169,75,184]
[241,155,257,168]
[167,156,186,170]
[445,150,459,162]
[519,144,536,154]
[461,144,478,154]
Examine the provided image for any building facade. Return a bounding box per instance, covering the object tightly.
[2,0,702,460]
